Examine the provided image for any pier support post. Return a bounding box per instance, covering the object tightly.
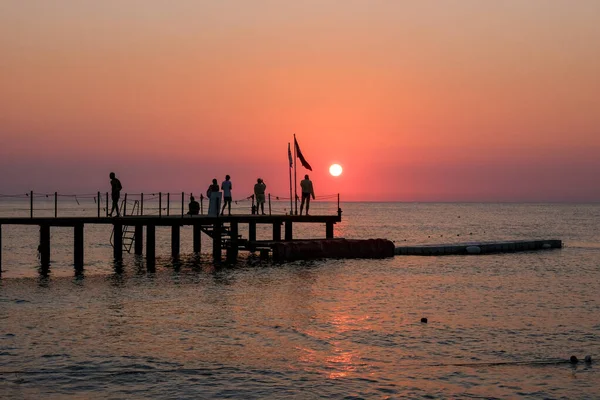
[249,222,256,242]
[193,224,201,253]
[146,224,156,269]
[113,222,123,261]
[39,224,50,267]
[273,222,281,241]
[285,221,293,241]
[212,222,222,264]
[171,225,180,259]
[227,222,239,262]
[74,223,84,270]
[326,222,334,239]
[134,225,143,255]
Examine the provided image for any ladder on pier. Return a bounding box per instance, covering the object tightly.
[110,200,140,253]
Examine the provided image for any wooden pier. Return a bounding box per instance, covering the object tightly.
[0,214,342,273]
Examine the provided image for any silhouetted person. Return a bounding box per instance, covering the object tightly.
[109,172,122,217]
[207,178,221,216]
[254,178,267,215]
[187,195,200,215]
[221,174,232,216]
[300,174,315,215]
[207,178,219,197]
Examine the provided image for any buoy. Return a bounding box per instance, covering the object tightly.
[466,246,481,254]
[585,355,592,363]
[570,355,578,364]
[420,317,428,323]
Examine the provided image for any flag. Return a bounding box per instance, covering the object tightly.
[294,136,312,171]
[288,143,293,168]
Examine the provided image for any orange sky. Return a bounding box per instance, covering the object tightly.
[1,1,599,201]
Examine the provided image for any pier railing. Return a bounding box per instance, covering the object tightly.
[0,192,342,218]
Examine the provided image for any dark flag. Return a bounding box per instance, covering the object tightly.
[288,143,293,168]
[294,137,312,171]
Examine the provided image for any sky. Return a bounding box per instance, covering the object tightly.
[1,0,599,201]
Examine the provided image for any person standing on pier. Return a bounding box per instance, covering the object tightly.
[221,175,232,216]
[109,172,122,217]
[207,178,221,216]
[300,174,315,215]
[254,178,267,215]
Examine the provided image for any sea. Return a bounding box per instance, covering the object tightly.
[1,199,599,399]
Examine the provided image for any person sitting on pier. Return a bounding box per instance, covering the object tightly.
[187,195,200,215]
[221,174,232,216]
[109,172,122,217]
[254,178,266,215]
[300,174,315,215]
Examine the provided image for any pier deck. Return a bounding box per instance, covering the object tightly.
[0,214,340,226]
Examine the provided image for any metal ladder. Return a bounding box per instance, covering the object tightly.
[110,199,140,253]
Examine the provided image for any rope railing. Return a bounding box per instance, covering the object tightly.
[0,191,341,218]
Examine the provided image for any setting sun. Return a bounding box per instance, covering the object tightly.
[329,164,343,177]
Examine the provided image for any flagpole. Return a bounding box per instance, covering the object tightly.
[293,133,298,215]
[288,143,293,215]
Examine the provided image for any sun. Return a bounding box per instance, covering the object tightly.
[329,164,343,177]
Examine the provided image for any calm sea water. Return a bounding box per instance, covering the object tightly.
[1,202,599,399]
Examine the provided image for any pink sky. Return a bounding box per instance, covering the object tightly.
[1,1,599,201]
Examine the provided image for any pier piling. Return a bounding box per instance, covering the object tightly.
[249,222,256,242]
[74,223,84,269]
[273,222,281,241]
[227,222,239,262]
[113,222,122,261]
[213,222,222,263]
[285,221,293,241]
[171,225,180,258]
[39,224,50,267]
[146,224,156,269]
[134,225,143,255]
[193,224,201,253]
[326,222,334,239]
